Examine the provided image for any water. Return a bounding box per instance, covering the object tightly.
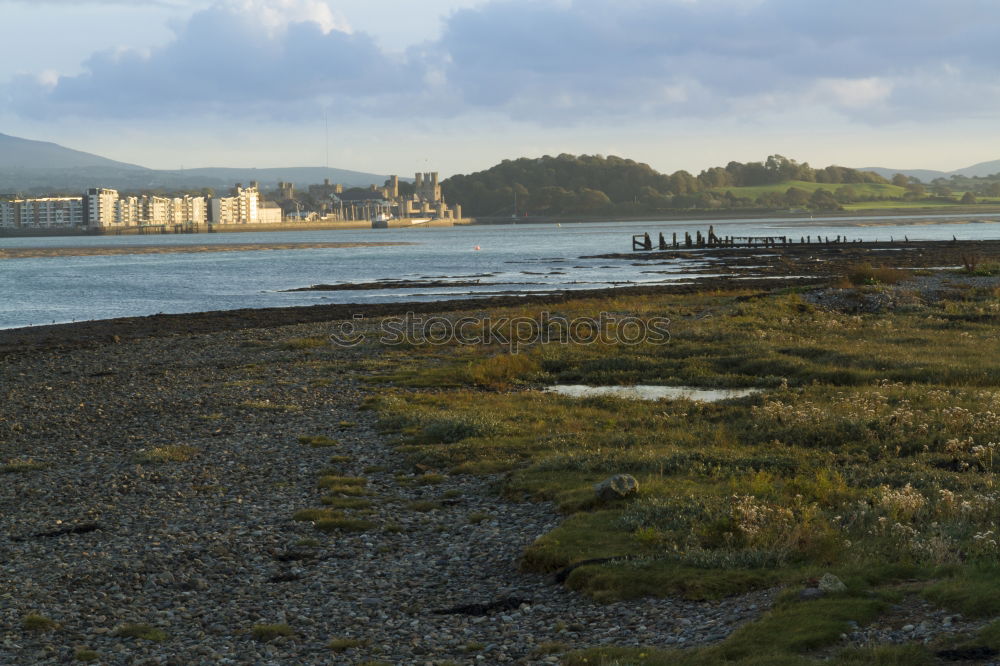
[2,214,999,330]
[545,385,761,402]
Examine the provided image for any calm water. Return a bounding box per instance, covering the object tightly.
[2,214,999,330]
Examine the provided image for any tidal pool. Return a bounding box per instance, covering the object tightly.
[544,385,760,402]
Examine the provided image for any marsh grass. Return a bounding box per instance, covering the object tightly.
[22,614,58,631]
[1,460,47,474]
[369,288,1000,604]
[315,516,376,533]
[298,435,339,448]
[240,400,300,411]
[136,445,197,463]
[73,648,99,662]
[113,623,167,642]
[250,624,295,642]
[329,637,368,652]
[365,287,1000,654]
[284,337,329,350]
[845,263,910,286]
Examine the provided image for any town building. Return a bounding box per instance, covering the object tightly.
[210,183,261,224]
[86,188,119,228]
[0,197,85,228]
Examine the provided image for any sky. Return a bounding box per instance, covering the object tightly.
[1,0,999,177]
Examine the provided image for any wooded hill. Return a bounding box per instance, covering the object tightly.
[441,154,996,217]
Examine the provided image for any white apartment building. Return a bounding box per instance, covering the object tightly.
[0,197,85,228]
[111,194,208,227]
[86,188,119,228]
[210,183,261,224]
[0,200,16,228]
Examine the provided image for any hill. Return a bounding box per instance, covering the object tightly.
[0,133,146,171]
[443,154,892,216]
[0,133,390,194]
[861,159,1000,182]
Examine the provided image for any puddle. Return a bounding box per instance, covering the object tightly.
[544,385,760,402]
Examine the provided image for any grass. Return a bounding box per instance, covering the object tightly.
[73,648,99,662]
[113,623,167,642]
[712,180,906,200]
[1,460,47,474]
[315,516,376,532]
[135,444,197,463]
[250,624,295,642]
[329,637,368,652]
[362,282,1000,649]
[298,435,339,447]
[21,614,58,631]
[284,336,329,350]
[843,263,910,286]
[240,400,300,411]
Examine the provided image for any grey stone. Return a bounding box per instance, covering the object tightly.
[818,573,846,593]
[594,474,639,501]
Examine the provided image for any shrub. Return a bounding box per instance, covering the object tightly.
[251,624,295,642]
[113,623,167,642]
[846,263,909,286]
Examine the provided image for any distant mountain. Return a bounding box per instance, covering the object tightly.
[951,159,1000,178]
[861,159,1000,183]
[0,133,392,194]
[0,133,146,171]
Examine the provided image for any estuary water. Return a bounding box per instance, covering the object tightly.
[2,213,1000,330]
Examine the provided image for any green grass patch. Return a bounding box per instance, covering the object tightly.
[1,460,47,474]
[239,400,300,411]
[73,648,100,663]
[365,286,1000,654]
[113,623,167,642]
[924,566,1000,617]
[298,435,339,447]
[21,614,58,631]
[315,516,376,532]
[284,337,329,350]
[135,444,197,463]
[329,637,368,652]
[250,624,295,642]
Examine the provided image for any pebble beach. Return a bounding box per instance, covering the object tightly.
[0,318,775,665]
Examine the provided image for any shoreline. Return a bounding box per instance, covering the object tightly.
[4,237,999,355]
[3,208,1000,239]
[0,241,415,260]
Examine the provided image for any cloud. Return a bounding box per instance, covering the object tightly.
[7,0,414,119]
[6,0,1000,125]
[436,0,1000,121]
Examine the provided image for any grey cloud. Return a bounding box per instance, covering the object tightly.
[8,2,416,119]
[7,0,1000,123]
[438,0,1000,120]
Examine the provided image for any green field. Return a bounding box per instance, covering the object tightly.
[713,180,907,199]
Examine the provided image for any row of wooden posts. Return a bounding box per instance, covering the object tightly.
[631,225,903,251]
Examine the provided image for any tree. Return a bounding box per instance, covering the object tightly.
[784,187,810,207]
[575,188,612,212]
[809,189,840,210]
[961,191,977,204]
[834,186,858,203]
[987,182,1000,197]
[891,173,909,187]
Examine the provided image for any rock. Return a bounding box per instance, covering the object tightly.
[594,474,639,501]
[799,588,825,600]
[818,573,846,593]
